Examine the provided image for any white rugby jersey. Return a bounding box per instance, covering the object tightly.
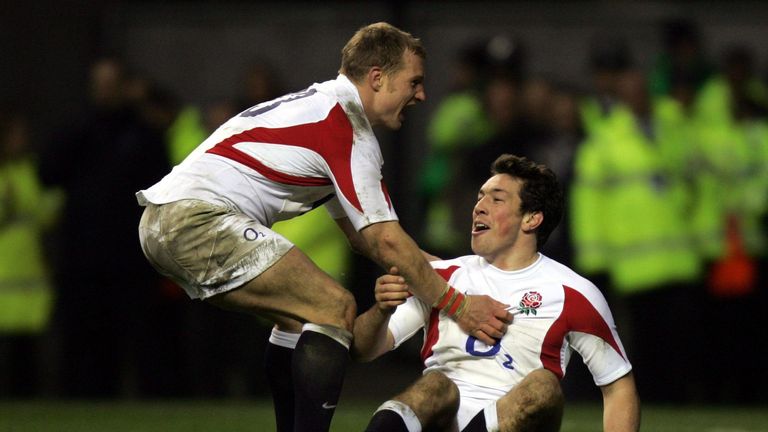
[136,75,397,231]
[388,254,632,401]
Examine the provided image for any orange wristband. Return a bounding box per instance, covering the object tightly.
[433,283,466,318]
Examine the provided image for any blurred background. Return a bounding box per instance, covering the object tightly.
[1,0,767,408]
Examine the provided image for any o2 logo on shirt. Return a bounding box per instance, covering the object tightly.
[465,336,514,370]
[243,228,266,241]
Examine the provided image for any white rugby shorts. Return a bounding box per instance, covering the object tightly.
[138,199,293,299]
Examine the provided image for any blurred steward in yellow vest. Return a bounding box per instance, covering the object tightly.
[0,114,62,334]
[572,71,702,294]
[690,46,768,297]
[571,69,704,403]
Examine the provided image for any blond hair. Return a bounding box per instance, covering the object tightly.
[340,22,426,83]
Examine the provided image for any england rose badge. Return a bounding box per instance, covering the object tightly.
[518,291,543,316]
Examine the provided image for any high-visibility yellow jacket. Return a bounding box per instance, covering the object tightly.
[0,158,61,332]
[570,104,701,294]
[271,208,350,284]
[690,76,768,258]
[166,106,209,166]
[422,91,495,253]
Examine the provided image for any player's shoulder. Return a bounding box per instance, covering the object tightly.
[538,254,600,293]
[428,255,483,282]
[428,254,476,270]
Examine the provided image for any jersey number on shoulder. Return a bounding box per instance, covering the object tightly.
[465,336,514,370]
[240,88,318,117]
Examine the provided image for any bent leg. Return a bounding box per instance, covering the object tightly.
[495,368,564,432]
[367,371,460,432]
[206,247,356,330]
[208,248,356,432]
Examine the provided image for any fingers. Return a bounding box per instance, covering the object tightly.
[483,318,507,339]
[472,318,508,344]
[490,297,511,310]
[473,328,497,345]
[494,309,515,325]
[455,295,511,343]
[375,284,411,301]
[377,273,404,286]
[375,270,410,309]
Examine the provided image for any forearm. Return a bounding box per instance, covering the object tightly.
[601,374,641,432]
[361,222,507,345]
[361,222,443,305]
[351,307,395,362]
[603,402,640,432]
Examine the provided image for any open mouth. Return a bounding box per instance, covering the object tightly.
[472,222,490,233]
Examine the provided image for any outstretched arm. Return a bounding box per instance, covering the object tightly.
[351,267,409,362]
[334,217,441,262]
[359,221,511,345]
[600,372,641,432]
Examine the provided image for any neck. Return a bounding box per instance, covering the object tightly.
[356,86,377,127]
[486,248,539,271]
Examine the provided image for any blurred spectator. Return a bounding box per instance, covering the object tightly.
[0,110,62,397]
[688,45,768,403]
[570,69,703,403]
[39,57,173,397]
[526,85,582,266]
[421,35,526,256]
[580,34,633,135]
[648,18,714,98]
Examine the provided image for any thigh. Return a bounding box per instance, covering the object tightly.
[207,246,356,330]
[396,372,460,432]
[496,369,563,432]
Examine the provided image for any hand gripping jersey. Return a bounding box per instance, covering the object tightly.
[388,254,632,402]
[136,75,397,231]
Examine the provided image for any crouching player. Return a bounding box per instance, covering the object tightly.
[352,154,641,431]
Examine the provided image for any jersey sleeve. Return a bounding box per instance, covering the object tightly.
[330,141,398,231]
[388,296,430,350]
[563,285,633,386]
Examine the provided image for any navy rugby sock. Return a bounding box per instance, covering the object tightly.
[365,400,421,432]
[264,333,297,432]
[365,409,410,432]
[292,324,351,432]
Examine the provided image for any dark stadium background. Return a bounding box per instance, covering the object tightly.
[2,0,768,414]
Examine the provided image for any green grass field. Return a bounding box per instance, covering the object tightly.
[1,400,767,431]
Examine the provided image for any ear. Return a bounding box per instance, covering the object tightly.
[522,211,543,232]
[366,66,384,92]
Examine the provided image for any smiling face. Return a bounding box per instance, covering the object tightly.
[471,173,527,267]
[370,50,426,129]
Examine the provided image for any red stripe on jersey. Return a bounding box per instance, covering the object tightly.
[421,266,461,362]
[540,285,624,379]
[380,181,392,208]
[421,309,441,363]
[206,104,368,212]
[208,144,331,186]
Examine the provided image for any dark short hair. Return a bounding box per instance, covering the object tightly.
[339,22,426,83]
[490,154,564,247]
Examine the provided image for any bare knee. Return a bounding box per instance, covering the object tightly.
[315,285,356,331]
[526,369,564,409]
[396,371,459,430]
[498,369,564,432]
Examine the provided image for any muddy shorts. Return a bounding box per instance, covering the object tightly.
[138,200,293,299]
